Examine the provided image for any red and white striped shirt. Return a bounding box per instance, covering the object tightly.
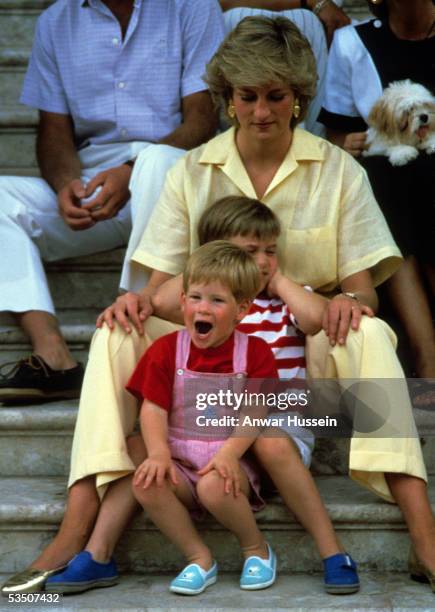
[237,295,306,380]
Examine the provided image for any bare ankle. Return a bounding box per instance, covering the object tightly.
[242,540,268,560]
[35,335,77,371]
[186,551,213,571]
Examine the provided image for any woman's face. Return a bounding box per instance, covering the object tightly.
[231,83,295,142]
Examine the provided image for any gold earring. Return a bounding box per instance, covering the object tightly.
[227,103,236,119]
[370,0,383,5]
[293,99,301,119]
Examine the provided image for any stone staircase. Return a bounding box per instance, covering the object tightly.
[0,252,434,610]
[2,2,435,610]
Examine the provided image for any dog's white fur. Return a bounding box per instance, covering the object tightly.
[364,79,435,166]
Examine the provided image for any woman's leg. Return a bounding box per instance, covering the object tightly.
[252,436,342,559]
[196,470,267,560]
[386,256,435,378]
[423,263,435,302]
[132,468,213,570]
[307,317,435,569]
[386,473,435,572]
[32,477,100,570]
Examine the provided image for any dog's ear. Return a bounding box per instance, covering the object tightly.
[368,98,385,130]
[369,98,397,138]
[398,108,409,132]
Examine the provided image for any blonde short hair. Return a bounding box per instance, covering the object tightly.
[198,196,281,245]
[183,241,261,303]
[205,16,317,128]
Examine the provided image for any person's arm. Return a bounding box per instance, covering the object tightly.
[96,269,174,333]
[158,91,218,150]
[322,269,377,346]
[37,111,133,229]
[219,0,350,45]
[37,111,96,231]
[267,269,328,335]
[327,127,367,158]
[133,400,178,489]
[151,275,184,325]
[85,90,218,225]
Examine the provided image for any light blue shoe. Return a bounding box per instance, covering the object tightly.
[240,543,277,590]
[169,561,218,595]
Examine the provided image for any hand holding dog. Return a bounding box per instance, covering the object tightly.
[343,132,367,158]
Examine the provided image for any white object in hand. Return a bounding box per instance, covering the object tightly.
[81,186,102,205]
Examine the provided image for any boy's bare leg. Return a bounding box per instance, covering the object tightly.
[17,311,77,369]
[133,473,213,570]
[253,436,343,559]
[32,477,100,570]
[196,470,268,560]
[386,473,435,572]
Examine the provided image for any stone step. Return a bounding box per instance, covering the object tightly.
[0,402,348,477]
[0,572,433,611]
[1,476,434,575]
[0,401,434,478]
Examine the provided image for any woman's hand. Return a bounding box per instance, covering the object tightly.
[343,132,367,158]
[96,291,153,334]
[133,452,179,489]
[197,448,242,496]
[322,293,374,346]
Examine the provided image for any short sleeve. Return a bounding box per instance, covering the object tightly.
[132,156,192,276]
[319,26,367,132]
[246,336,279,379]
[126,333,177,410]
[180,0,225,99]
[336,156,402,286]
[20,15,69,114]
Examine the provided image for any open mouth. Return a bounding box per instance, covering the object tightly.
[417,125,429,139]
[194,321,213,335]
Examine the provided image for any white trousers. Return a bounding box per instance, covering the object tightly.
[0,141,184,314]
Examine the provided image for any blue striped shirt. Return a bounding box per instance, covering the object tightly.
[21,0,224,148]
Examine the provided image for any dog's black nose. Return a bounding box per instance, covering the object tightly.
[419,113,428,123]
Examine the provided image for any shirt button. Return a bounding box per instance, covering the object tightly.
[374,19,382,28]
[112,37,119,45]
[118,81,125,89]
[120,128,128,137]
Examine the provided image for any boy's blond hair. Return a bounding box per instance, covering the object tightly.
[198,196,281,246]
[183,240,261,303]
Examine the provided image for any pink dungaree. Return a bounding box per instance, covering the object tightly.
[168,329,265,516]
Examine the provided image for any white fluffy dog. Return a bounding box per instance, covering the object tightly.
[364,79,435,166]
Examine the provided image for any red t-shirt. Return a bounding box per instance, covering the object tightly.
[127,331,278,411]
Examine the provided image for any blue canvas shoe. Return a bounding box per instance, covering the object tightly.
[170,561,217,595]
[45,551,118,594]
[240,543,277,590]
[323,552,360,594]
